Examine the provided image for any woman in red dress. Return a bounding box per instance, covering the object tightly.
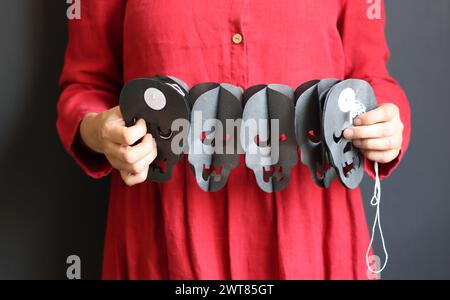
[57,0,410,279]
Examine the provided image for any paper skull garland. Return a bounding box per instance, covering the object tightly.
[118,74,378,191]
[187,83,243,192]
[295,79,338,188]
[322,79,377,189]
[119,75,190,182]
[241,84,298,193]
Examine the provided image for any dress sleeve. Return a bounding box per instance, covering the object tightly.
[338,0,411,179]
[57,0,125,179]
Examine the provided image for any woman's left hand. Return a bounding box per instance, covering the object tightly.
[343,103,404,164]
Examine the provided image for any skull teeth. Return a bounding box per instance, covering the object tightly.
[202,164,223,181]
[342,161,355,178]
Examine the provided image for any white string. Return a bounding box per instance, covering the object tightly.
[166,83,186,97]
[366,161,388,274]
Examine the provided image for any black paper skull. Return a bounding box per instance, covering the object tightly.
[187,83,243,192]
[241,84,298,192]
[322,79,377,189]
[119,75,190,182]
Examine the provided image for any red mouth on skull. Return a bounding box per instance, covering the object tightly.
[202,164,224,181]
[315,160,332,180]
[342,142,359,178]
[151,159,168,173]
[262,165,284,183]
[342,161,354,177]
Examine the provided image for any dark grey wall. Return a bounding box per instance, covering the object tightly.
[360,0,450,280]
[0,1,108,280]
[0,0,449,280]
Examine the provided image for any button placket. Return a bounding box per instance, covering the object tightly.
[229,0,247,88]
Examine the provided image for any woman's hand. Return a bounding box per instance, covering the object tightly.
[79,106,157,186]
[344,103,404,164]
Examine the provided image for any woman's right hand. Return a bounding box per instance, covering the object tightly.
[79,106,157,186]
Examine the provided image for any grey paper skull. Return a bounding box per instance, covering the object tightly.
[241,84,298,193]
[295,79,338,188]
[323,79,377,189]
[188,83,243,192]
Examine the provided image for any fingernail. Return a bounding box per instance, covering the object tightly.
[345,129,353,139]
[353,118,362,126]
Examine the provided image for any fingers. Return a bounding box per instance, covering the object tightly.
[109,106,125,120]
[105,134,156,164]
[343,103,404,164]
[93,107,157,186]
[105,134,158,174]
[344,122,396,140]
[104,118,147,145]
[361,149,400,164]
[120,167,149,187]
[117,135,157,186]
[110,149,157,174]
[353,103,399,126]
[353,136,402,151]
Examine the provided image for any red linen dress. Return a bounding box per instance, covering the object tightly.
[57,0,411,279]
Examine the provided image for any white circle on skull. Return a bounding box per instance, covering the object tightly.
[338,88,356,113]
[144,88,166,110]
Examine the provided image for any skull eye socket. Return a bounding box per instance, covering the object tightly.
[343,141,352,153]
[201,131,215,146]
[158,126,173,140]
[254,135,271,147]
[333,130,344,144]
[307,130,321,143]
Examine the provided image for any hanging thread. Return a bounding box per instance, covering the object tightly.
[366,161,388,274]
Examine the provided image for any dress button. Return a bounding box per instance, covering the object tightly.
[232,33,243,44]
